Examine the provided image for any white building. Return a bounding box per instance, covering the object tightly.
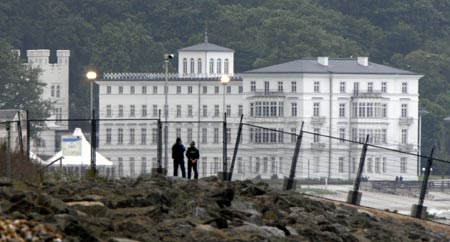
[24,49,71,157]
[97,40,422,181]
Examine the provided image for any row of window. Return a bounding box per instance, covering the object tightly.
[104,104,244,117]
[106,85,243,95]
[50,85,62,98]
[338,157,409,174]
[182,58,230,75]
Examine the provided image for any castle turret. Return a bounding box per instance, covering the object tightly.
[26,49,50,65]
[57,50,70,65]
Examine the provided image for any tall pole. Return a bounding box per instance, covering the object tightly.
[164,59,169,170]
[417,114,422,176]
[90,81,93,119]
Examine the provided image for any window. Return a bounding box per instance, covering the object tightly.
[198,58,202,74]
[238,105,243,116]
[402,82,407,93]
[141,128,147,144]
[263,157,268,173]
[313,128,320,143]
[176,105,181,117]
[106,128,112,144]
[119,86,123,94]
[375,158,380,173]
[130,86,135,94]
[183,58,187,74]
[107,86,112,94]
[129,128,135,144]
[142,86,147,94]
[313,157,320,173]
[291,81,297,92]
[188,86,193,94]
[271,157,276,173]
[367,82,373,93]
[202,128,207,144]
[51,85,55,97]
[367,103,373,117]
[239,86,243,93]
[214,86,219,94]
[214,105,219,117]
[353,82,359,95]
[291,103,297,117]
[141,158,147,174]
[313,103,320,117]
[202,157,207,176]
[56,85,60,97]
[255,157,260,173]
[203,86,207,94]
[339,103,345,117]
[202,105,207,117]
[401,104,407,118]
[214,128,219,144]
[176,128,181,140]
[238,157,243,174]
[340,82,345,93]
[106,105,112,117]
[314,81,320,93]
[352,157,356,173]
[190,58,194,74]
[251,81,256,92]
[187,128,192,143]
[141,105,147,117]
[381,82,387,93]
[118,158,123,177]
[118,128,123,144]
[217,58,222,74]
[227,128,231,143]
[152,128,158,144]
[130,105,135,117]
[339,157,344,173]
[209,58,214,74]
[130,158,135,178]
[401,129,408,144]
[226,105,231,116]
[177,86,181,94]
[279,102,284,117]
[152,105,158,117]
[367,158,373,173]
[339,128,345,143]
[400,157,407,173]
[224,59,229,74]
[188,105,193,117]
[164,86,168,94]
[382,157,387,173]
[153,86,157,94]
[382,104,387,118]
[278,82,283,92]
[227,86,231,94]
[118,105,123,117]
[264,81,269,93]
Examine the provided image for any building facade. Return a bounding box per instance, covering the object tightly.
[97,41,422,181]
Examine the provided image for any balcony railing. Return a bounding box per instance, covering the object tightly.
[311,116,326,125]
[311,142,326,151]
[249,89,285,97]
[399,117,414,125]
[398,144,414,152]
[352,90,384,98]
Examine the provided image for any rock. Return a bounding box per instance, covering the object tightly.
[109,238,141,242]
[235,223,286,238]
[64,220,99,241]
[211,187,234,208]
[66,201,107,217]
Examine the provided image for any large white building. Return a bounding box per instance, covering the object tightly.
[97,40,422,181]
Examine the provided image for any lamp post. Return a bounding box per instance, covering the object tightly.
[220,75,230,179]
[86,71,97,117]
[417,108,428,176]
[86,71,97,176]
[163,54,175,171]
[221,75,230,116]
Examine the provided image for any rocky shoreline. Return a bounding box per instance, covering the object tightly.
[0,174,448,241]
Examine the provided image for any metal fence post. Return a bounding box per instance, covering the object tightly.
[347,134,369,205]
[218,112,229,180]
[26,110,30,159]
[153,109,166,175]
[284,121,304,191]
[90,110,97,176]
[17,111,23,154]
[6,121,11,180]
[228,114,243,181]
[411,148,434,219]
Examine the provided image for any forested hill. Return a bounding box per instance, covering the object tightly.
[1,0,450,160]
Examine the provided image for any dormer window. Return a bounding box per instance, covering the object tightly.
[209,58,214,74]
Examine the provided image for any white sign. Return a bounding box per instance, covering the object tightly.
[62,136,82,156]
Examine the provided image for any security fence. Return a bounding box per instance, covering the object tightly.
[1,113,450,221]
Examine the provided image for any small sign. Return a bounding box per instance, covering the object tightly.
[62,136,82,156]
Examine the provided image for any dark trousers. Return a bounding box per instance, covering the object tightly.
[188,160,199,180]
[173,159,186,178]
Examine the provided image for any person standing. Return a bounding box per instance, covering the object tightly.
[186,141,200,180]
[172,137,186,178]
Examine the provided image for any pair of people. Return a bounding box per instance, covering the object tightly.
[171,137,199,179]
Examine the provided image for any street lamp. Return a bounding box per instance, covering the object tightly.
[164,54,175,171]
[86,71,97,117]
[220,75,230,180]
[417,108,428,176]
[220,75,230,116]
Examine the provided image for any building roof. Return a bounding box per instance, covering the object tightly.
[100,73,242,82]
[244,58,418,75]
[0,110,20,120]
[178,42,234,52]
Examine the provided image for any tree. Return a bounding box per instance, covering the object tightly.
[0,40,51,120]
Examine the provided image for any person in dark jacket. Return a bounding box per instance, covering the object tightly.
[172,137,186,177]
[186,141,200,180]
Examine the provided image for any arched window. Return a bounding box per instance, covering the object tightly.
[190,58,195,74]
[183,58,187,75]
[51,85,55,97]
[56,85,60,98]
[217,59,222,74]
[224,59,229,74]
[198,58,202,74]
[209,58,214,74]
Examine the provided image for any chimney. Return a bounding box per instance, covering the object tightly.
[357,57,369,66]
[317,57,328,66]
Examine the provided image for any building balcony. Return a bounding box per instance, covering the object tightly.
[311,116,326,125]
[310,142,326,151]
[352,90,384,99]
[398,143,414,152]
[248,89,285,98]
[399,117,414,125]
